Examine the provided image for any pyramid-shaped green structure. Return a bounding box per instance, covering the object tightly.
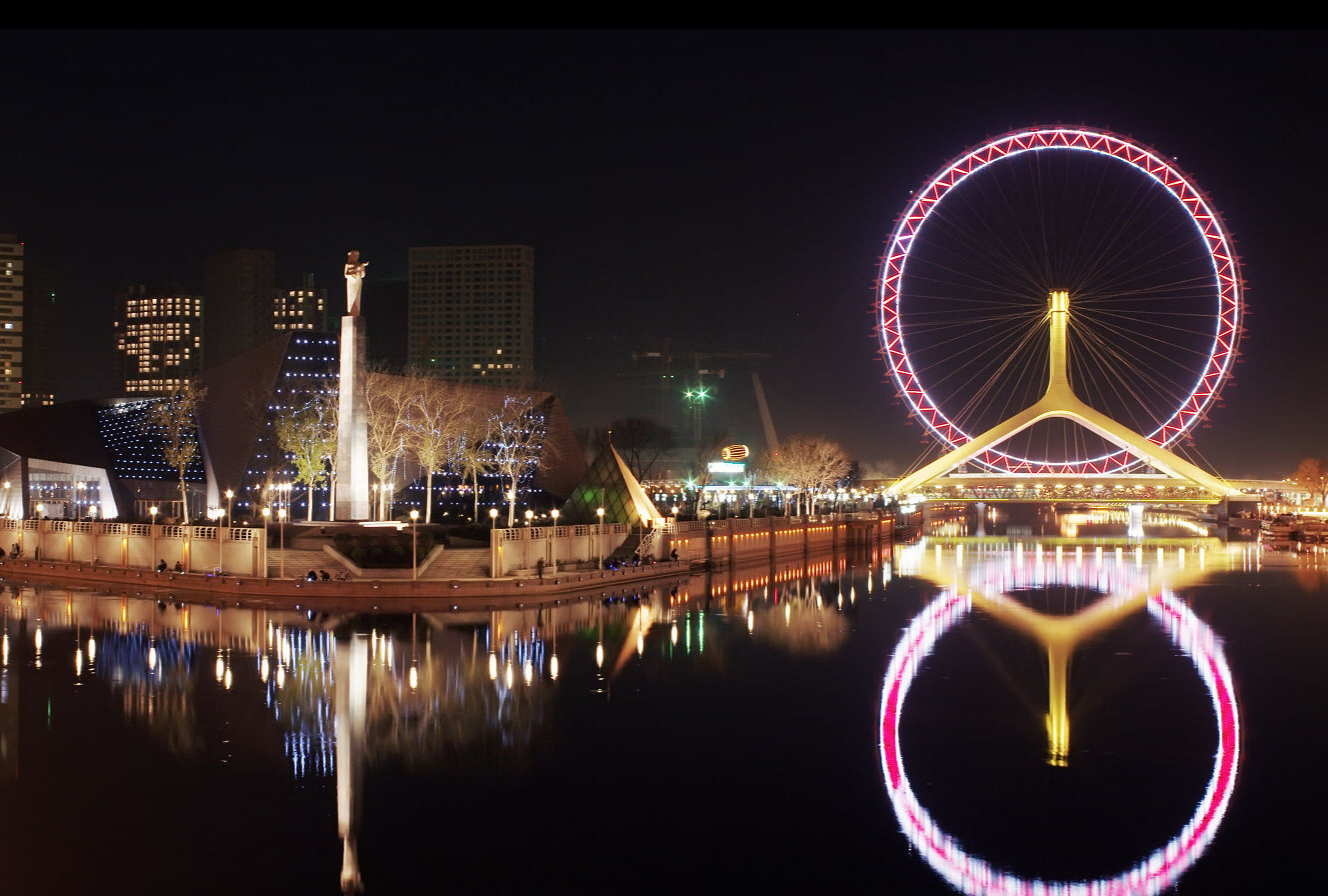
[559,442,661,525]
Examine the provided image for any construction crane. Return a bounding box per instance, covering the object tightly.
[629,340,774,456]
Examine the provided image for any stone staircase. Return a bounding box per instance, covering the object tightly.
[266,547,343,580]
[263,535,493,581]
[422,548,489,579]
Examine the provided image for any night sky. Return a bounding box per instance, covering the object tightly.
[4,29,1324,480]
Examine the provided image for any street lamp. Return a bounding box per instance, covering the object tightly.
[549,508,560,574]
[410,508,419,580]
[489,507,498,529]
[150,506,158,568]
[225,489,233,530]
[261,507,270,579]
[2,481,9,518]
[524,509,533,526]
[278,507,286,580]
[211,508,224,571]
[596,506,605,570]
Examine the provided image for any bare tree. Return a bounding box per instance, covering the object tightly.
[274,392,338,521]
[1293,457,1328,505]
[606,417,675,481]
[365,370,417,521]
[454,417,496,523]
[767,435,851,516]
[688,431,730,517]
[488,395,546,527]
[149,379,207,523]
[406,374,475,523]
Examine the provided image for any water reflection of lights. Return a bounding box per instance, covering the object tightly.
[879,586,1240,895]
[1,569,871,789]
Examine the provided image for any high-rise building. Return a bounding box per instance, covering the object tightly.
[203,249,276,368]
[408,244,534,389]
[0,234,24,411]
[273,274,329,333]
[114,283,204,395]
[22,265,60,407]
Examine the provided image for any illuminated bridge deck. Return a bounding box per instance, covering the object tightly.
[904,473,1255,505]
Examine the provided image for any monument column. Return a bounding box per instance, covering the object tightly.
[336,250,371,521]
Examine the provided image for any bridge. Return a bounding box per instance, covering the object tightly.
[885,292,1249,510]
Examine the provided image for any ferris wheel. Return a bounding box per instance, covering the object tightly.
[878,127,1243,475]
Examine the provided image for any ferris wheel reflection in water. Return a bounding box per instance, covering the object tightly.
[880,538,1240,895]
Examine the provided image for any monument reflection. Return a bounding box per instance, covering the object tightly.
[0,565,852,893]
[882,511,1241,895]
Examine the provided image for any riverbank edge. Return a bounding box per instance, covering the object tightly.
[0,557,698,612]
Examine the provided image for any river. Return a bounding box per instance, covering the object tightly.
[0,506,1322,894]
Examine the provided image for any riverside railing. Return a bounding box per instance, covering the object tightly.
[0,518,265,576]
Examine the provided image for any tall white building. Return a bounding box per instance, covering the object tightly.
[0,234,24,411]
[408,245,534,389]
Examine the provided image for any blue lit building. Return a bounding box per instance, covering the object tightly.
[0,331,585,523]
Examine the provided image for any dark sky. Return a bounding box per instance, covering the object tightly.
[3,29,1323,479]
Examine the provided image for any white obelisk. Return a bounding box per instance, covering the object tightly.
[336,250,371,521]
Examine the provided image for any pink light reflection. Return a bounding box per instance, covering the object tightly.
[878,588,1240,895]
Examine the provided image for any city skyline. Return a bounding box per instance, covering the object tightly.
[3,29,1325,479]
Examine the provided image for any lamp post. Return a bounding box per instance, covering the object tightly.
[410,508,419,580]
[2,481,9,518]
[225,489,233,531]
[76,481,84,520]
[261,507,270,579]
[211,508,224,572]
[278,507,286,580]
[596,506,605,570]
[524,509,533,526]
[549,508,559,573]
[150,505,158,568]
[489,507,498,529]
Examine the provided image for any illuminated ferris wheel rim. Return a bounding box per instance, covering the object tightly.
[877,126,1243,475]
[878,586,1240,896]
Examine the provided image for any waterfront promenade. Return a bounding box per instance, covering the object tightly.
[0,550,696,612]
[0,512,894,611]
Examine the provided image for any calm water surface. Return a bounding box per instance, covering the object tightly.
[1,509,1325,895]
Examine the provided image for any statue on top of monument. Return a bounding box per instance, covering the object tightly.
[344,250,368,317]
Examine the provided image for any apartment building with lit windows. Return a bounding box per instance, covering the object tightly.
[0,234,24,411]
[273,273,329,332]
[407,244,534,389]
[113,283,204,394]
